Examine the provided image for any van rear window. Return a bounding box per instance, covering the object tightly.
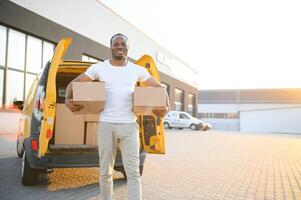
[58,87,66,97]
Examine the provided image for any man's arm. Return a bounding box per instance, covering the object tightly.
[142,77,170,117]
[142,77,162,87]
[65,73,93,112]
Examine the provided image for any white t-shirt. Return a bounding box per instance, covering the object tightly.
[84,60,151,123]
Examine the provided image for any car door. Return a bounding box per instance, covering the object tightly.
[19,75,39,144]
[169,112,180,127]
[135,55,165,154]
[38,38,72,157]
[179,113,191,128]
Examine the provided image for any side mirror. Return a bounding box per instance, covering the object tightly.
[13,100,24,110]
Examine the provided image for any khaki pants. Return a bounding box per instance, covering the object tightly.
[98,121,142,200]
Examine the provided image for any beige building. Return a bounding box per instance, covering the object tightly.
[198,89,301,134]
[0,0,198,116]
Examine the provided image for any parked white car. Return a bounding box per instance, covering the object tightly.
[163,111,211,130]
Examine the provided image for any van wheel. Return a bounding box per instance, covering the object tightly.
[190,124,198,130]
[17,137,24,158]
[21,151,39,186]
[163,122,171,129]
[120,165,144,180]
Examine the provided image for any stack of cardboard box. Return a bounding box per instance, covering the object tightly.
[54,82,105,146]
[54,104,85,145]
[84,114,99,146]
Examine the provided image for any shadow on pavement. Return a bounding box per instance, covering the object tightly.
[0,156,127,200]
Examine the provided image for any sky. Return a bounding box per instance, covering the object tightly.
[100,0,301,90]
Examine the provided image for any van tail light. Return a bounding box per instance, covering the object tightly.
[31,139,39,151]
[35,100,39,109]
[46,129,52,139]
[40,101,44,110]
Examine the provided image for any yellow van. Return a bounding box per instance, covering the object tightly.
[16,38,165,186]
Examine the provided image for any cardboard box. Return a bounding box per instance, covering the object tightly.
[72,82,105,114]
[85,114,100,121]
[133,87,167,115]
[84,114,100,146]
[85,122,99,146]
[54,104,85,145]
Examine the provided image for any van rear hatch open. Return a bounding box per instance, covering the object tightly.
[38,38,96,157]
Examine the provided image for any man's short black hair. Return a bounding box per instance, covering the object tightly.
[110,33,128,47]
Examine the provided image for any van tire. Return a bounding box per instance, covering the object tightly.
[190,124,198,130]
[120,165,144,180]
[17,138,24,158]
[21,151,39,186]
[163,122,171,129]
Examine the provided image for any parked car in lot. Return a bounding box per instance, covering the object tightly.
[163,111,211,130]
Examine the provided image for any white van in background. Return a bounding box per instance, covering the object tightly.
[163,111,211,131]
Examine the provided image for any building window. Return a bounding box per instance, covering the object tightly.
[0,25,7,67]
[188,93,195,116]
[174,88,184,111]
[25,73,37,97]
[7,29,26,71]
[26,36,42,73]
[0,69,3,105]
[42,41,55,67]
[200,113,239,119]
[0,25,55,107]
[82,54,100,62]
[228,113,240,119]
[6,70,24,105]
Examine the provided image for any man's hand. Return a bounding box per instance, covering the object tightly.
[65,99,84,112]
[152,106,169,118]
[142,76,170,118]
[152,84,170,118]
[64,73,93,112]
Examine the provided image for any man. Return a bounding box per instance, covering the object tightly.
[65,33,169,200]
